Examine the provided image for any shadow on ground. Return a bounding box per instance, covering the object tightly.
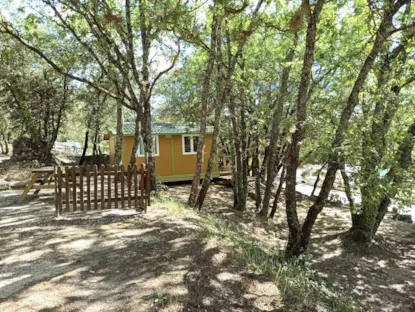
[168,182,415,312]
[0,190,281,312]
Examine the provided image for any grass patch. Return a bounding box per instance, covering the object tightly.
[155,192,362,312]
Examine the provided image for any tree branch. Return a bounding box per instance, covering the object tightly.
[0,23,133,109]
[146,38,181,104]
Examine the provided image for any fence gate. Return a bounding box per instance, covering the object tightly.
[54,164,151,216]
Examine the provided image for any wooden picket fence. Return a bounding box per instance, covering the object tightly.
[53,164,151,217]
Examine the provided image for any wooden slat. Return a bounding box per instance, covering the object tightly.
[114,165,118,209]
[54,167,58,217]
[63,195,145,205]
[58,167,63,215]
[31,185,56,190]
[107,165,111,209]
[72,166,77,212]
[93,165,97,210]
[32,167,54,174]
[100,165,105,210]
[87,165,91,210]
[140,165,144,211]
[134,165,138,210]
[65,166,70,212]
[127,165,132,208]
[12,185,55,190]
[146,166,151,207]
[120,165,125,208]
[79,166,84,211]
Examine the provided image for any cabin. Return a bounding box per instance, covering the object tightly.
[108,122,221,182]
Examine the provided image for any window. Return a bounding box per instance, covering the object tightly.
[182,135,199,154]
[136,136,159,157]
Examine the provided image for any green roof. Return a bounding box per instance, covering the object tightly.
[123,122,213,135]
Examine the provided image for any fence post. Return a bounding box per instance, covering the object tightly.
[114,165,118,209]
[140,164,144,211]
[54,167,59,217]
[127,165,132,208]
[100,165,105,210]
[134,165,138,211]
[64,166,70,212]
[57,167,63,215]
[120,165,125,209]
[146,165,151,208]
[86,165,91,210]
[72,166,77,212]
[79,166,84,211]
[107,165,112,209]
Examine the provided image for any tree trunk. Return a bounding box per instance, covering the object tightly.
[251,134,260,177]
[129,111,141,167]
[197,19,223,210]
[348,24,412,243]
[350,121,415,243]
[230,144,239,210]
[239,83,248,210]
[230,95,245,211]
[115,105,123,165]
[79,130,89,165]
[189,14,218,207]
[260,33,298,216]
[311,162,327,197]
[286,1,400,255]
[2,125,8,154]
[270,166,285,219]
[340,161,355,211]
[285,0,324,256]
[246,134,252,176]
[260,146,269,182]
[139,0,156,191]
[252,133,262,210]
[92,116,100,157]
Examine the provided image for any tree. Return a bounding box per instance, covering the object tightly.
[0,41,74,162]
[188,6,219,207]
[0,0,183,186]
[285,0,413,255]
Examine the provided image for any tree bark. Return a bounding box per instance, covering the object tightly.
[349,23,413,243]
[139,0,157,191]
[189,13,218,207]
[311,162,327,197]
[252,133,262,210]
[229,95,245,211]
[350,121,415,243]
[340,161,355,212]
[79,130,89,165]
[239,73,249,210]
[197,19,223,209]
[285,0,324,256]
[115,104,123,165]
[270,166,286,219]
[129,110,141,166]
[260,33,298,216]
[287,2,403,255]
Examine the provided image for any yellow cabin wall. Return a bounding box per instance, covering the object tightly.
[121,134,218,181]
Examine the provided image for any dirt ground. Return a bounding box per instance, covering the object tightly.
[0,188,281,312]
[170,182,415,312]
[1,182,414,312]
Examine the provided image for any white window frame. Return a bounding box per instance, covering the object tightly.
[136,135,159,157]
[182,134,199,155]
